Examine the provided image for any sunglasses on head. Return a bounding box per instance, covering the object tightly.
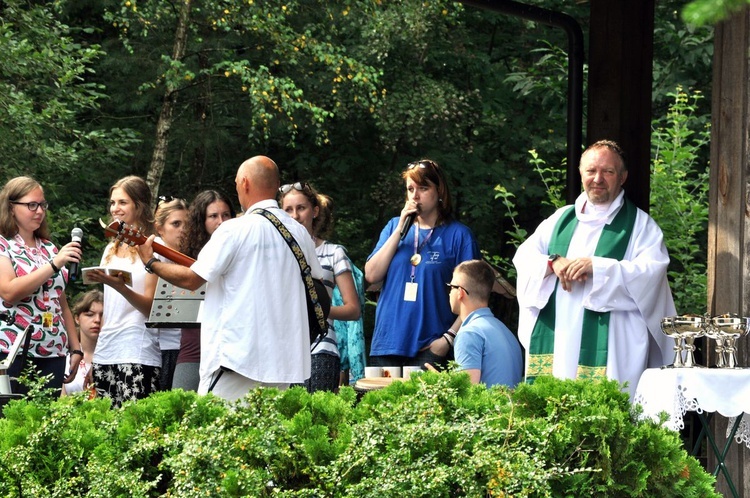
[407,160,438,170]
[155,195,175,213]
[279,182,309,194]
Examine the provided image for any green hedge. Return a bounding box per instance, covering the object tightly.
[0,373,718,497]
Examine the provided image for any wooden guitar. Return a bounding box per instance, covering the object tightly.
[100,219,196,267]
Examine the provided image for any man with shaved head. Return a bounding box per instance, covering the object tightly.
[138,156,323,401]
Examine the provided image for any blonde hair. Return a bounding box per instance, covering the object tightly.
[154,198,188,232]
[278,182,335,238]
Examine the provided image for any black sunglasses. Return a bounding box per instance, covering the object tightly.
[279,182,309,194]
[446,283,470,295]
[155,195,175,213]
[407,160,438,170]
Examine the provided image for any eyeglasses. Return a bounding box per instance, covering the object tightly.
[11,201,49,211]
[279,182,309,194]
[407,160,438,170]
[446,283,470,295]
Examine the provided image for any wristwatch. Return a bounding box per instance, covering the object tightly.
[144,257,159,274]
[547,254,561,270]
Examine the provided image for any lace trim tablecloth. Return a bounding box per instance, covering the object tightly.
[634,368,750,448]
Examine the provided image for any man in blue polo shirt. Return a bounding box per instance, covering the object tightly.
[446,259,523,388]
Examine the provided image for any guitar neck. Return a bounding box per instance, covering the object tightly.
[152,241,196,267]
[101,218,196,267]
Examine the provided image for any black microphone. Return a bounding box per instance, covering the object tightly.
[399,212,417,241]
[69,227,83,281]
[0,311,14,325]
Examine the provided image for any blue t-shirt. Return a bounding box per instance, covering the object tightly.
[368,217,479,357]
[454,308,523,388]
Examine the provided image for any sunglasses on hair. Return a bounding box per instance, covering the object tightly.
[155,195,175,213]
[279,182,309,194]
[407,160,438,170]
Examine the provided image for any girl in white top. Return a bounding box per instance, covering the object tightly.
[61,289,103,397]
[153,197,188,391]
[88,176,160,407]
[280,182,360,392]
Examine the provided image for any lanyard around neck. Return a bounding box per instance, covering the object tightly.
[409,224,434,281]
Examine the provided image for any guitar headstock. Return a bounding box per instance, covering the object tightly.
[99,218,148,247]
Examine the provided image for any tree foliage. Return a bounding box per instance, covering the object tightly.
[0,0,716,315]
[682,0,750,25]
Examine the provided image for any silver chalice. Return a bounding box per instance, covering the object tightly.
[670,314,706,368]
[710,315,750,369]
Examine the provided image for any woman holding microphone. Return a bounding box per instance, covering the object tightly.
[0,176,83,394]
[364,159,480,370]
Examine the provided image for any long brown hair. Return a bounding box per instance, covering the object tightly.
[105,176,153,263]
[183,190,236,259]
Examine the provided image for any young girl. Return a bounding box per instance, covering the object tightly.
[153,197,188,391]
[172,190,234,391]
[280,182,360,392]
[88,176,160,406]
[61,289,103,397]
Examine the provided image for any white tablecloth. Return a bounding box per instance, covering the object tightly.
[634,367,750,448]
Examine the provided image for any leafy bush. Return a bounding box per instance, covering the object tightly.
[0,374,719,497]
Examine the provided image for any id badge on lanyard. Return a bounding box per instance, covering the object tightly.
[404,224,433,302]
[42,283,53,331]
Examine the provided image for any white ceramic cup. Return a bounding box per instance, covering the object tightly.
[364,366,383,378]
[402,366,423,377]
[381,366,402,378]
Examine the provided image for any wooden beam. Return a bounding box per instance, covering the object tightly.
[586,0,654,212]
[707,7,750,496]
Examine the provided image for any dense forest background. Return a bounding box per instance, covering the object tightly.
[1,0,714,329]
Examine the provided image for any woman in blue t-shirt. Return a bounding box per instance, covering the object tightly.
[364,159,480,369]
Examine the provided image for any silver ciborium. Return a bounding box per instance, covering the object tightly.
[670,314,707,368]
[709,315,750,369]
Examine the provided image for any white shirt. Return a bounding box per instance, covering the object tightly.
[94,245,161,366]
[191,199,323,393]
[153,236,183,351]
[513,191,675,399]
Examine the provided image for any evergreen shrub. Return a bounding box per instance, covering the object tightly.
[0,373,719,497]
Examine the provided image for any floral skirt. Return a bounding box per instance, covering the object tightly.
[92,363,160,408]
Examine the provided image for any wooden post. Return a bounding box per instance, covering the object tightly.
[707,6,750,496]
[586,0,655,212]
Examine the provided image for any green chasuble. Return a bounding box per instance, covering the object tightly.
[527,198,637,383]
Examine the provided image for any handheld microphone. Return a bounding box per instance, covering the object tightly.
[399,212,417,241]
[69,227,83,281]
[0,311,14,325]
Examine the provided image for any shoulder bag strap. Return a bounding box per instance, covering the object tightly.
[250,208,326,334]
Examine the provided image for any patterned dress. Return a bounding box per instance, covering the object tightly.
[0,234,69,358]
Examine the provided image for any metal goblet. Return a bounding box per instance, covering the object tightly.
[710,315,750,369]
[671,314,707,368]
[660,316,684,368]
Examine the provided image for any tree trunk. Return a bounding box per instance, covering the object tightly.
[146,0,192,205]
